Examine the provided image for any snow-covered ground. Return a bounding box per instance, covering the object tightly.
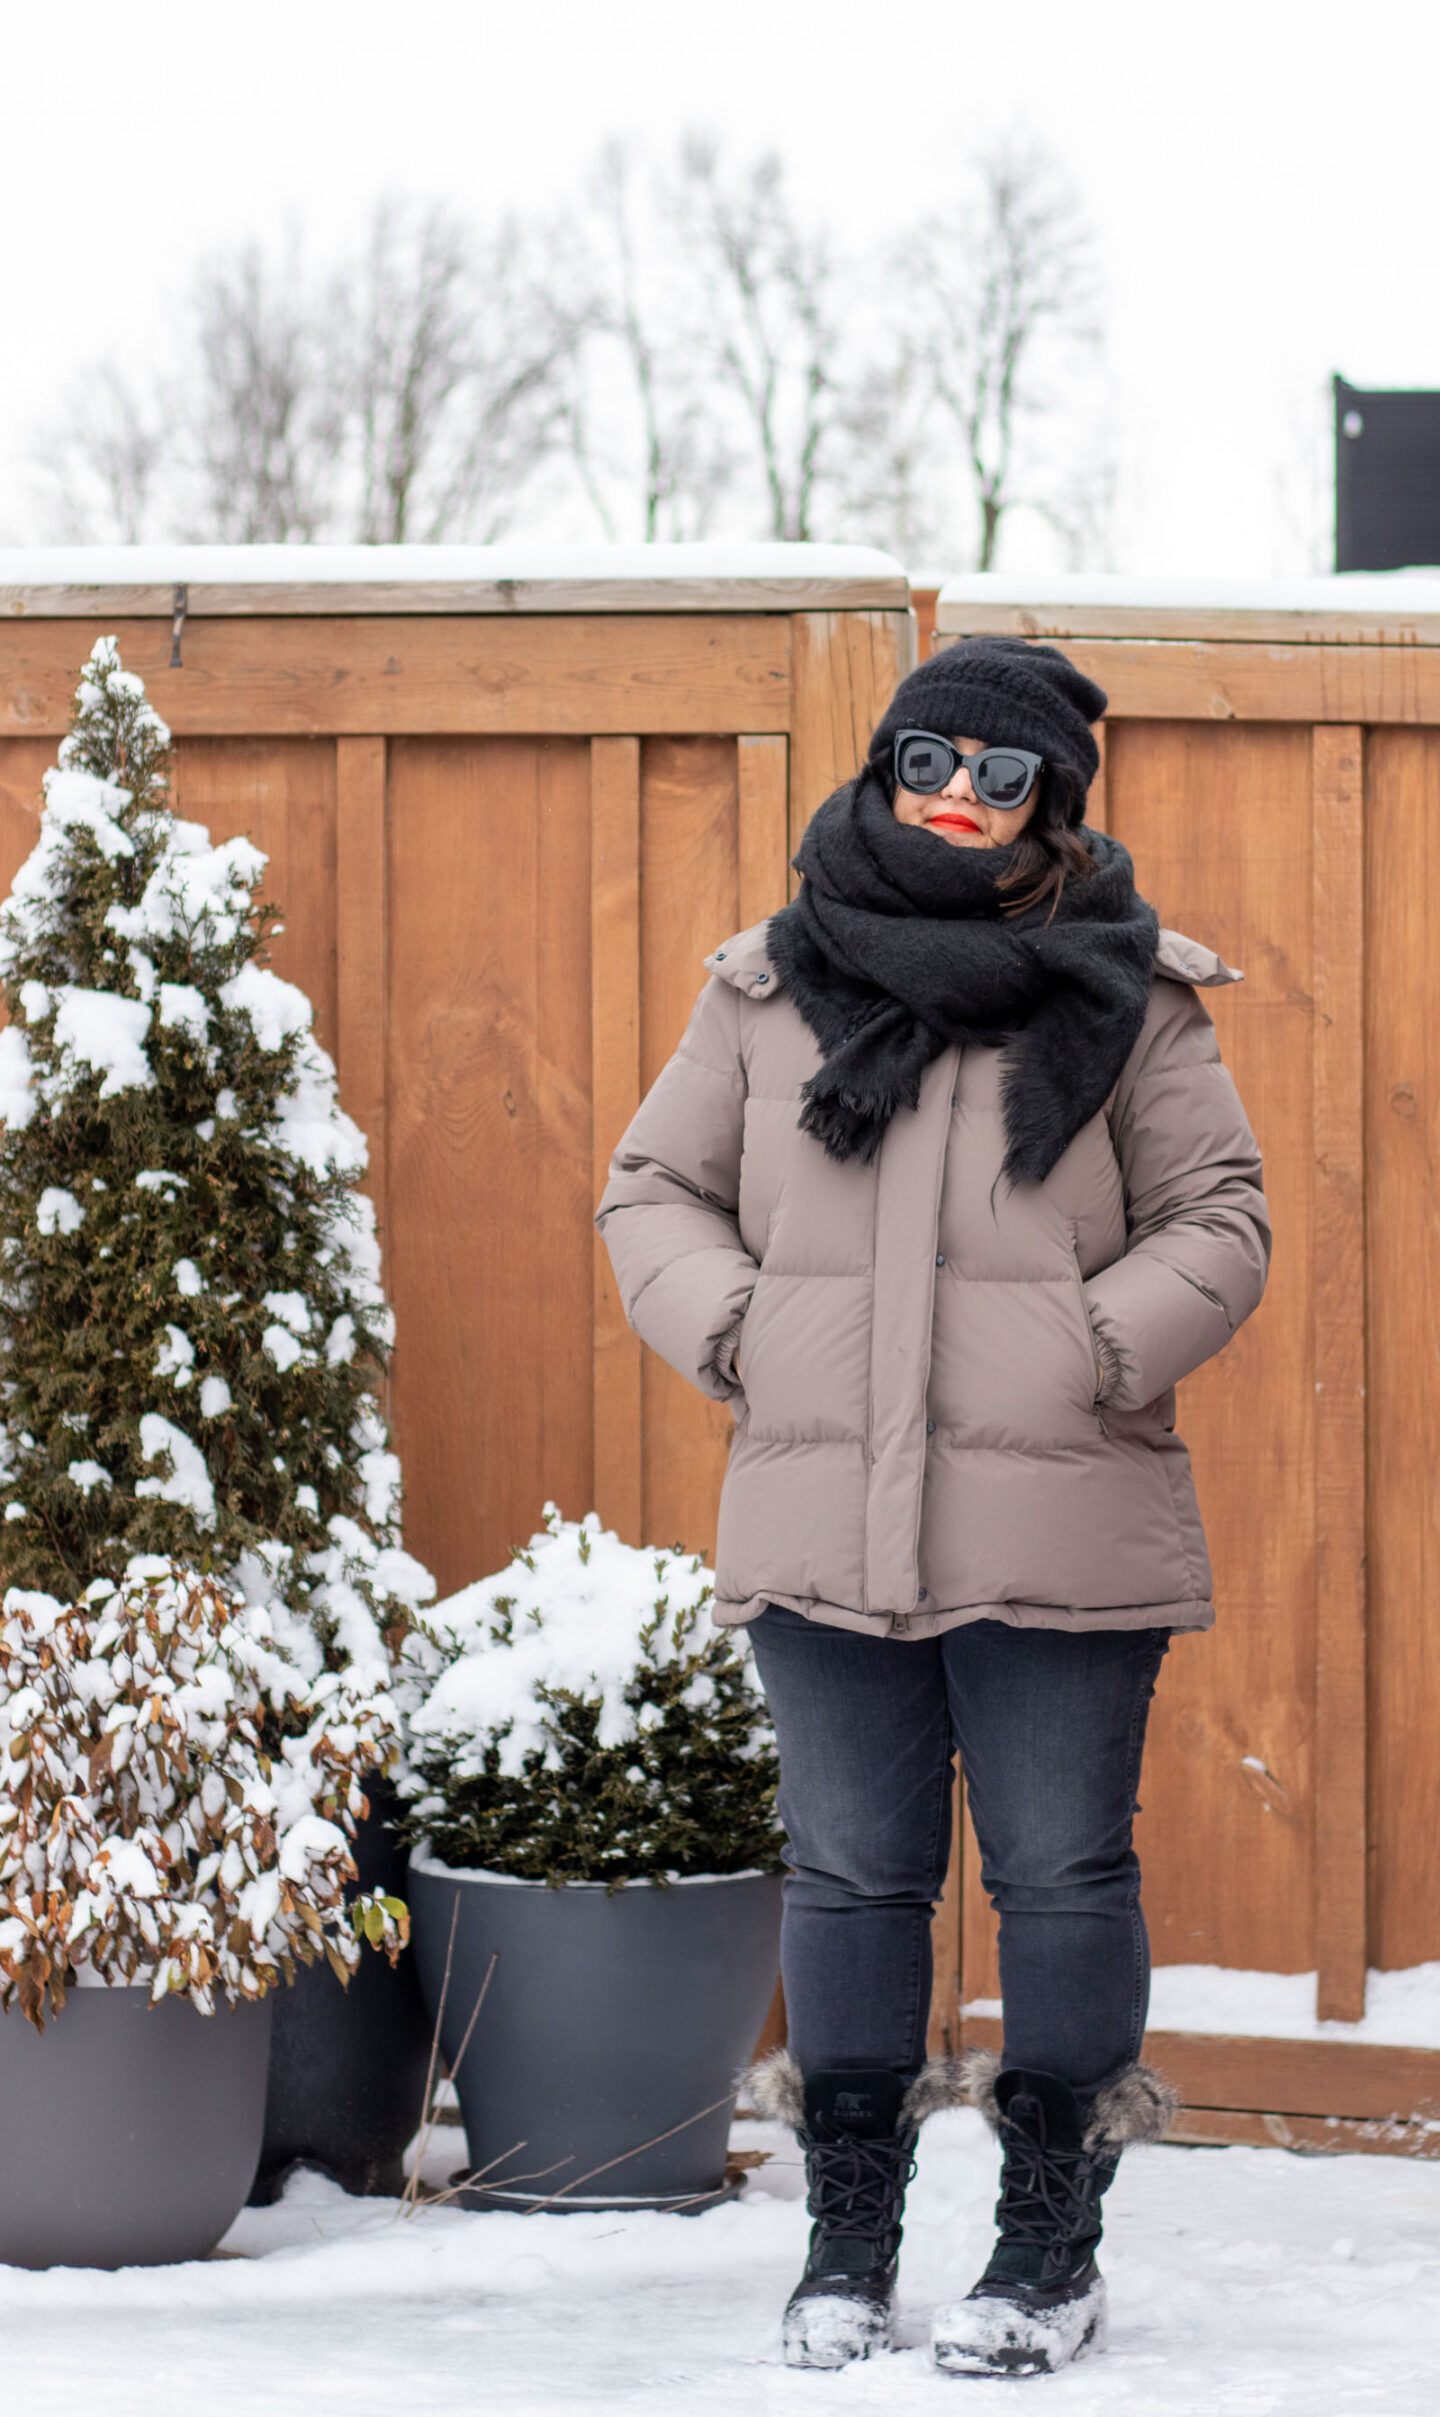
[2,2112,1436,2415]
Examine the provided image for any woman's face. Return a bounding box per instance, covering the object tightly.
[893,737,1040,850]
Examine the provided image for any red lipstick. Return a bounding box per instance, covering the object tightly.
[930,812,980,833]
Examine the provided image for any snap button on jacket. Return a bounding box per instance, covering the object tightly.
[596,921,1270,1641]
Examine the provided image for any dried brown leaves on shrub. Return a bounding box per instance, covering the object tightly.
[0,1558,408,2027]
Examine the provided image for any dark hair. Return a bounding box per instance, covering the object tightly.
[995,764,1096,919]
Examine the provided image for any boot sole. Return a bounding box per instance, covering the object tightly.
[782,2295,892,2369]
[932,2279,1108,2377]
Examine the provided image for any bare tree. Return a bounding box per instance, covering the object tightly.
[185,235,346,541]
[31,363,170,544]
[26,143,1113,567]
[346,199,561,543]
[31,202,563,546]
[1035,440,1119,573]
[551,144,733,542]
[36,233,352,543]
[831,340,947,564]
[903,147,1104,570]
[675,140,842,543]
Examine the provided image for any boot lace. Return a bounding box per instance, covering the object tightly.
[995,2123,1096,2254]
[804,2130,916,2264]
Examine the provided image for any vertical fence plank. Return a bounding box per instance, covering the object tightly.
[911,587,940,663]
[179,738,339,1064]
[1363,728,1440,1970]
[1087,722,1109,835]
[927,1777,966,2056]
[335,736,388,1236]
[1109,719,1318,1974]
[386,737,592,1593]
[637,738,741,1557]
[0,740,50,861]
[1312,724,1368,2023]
[789,611,916,861]
[788,612,851,864]
[737,735,790,927]
[591,736,643,1541]
[959,1785,1001,2009]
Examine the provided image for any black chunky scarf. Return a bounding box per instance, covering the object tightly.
[766,772,1160,1185]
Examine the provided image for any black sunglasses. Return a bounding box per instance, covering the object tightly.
[893,729,1044,810]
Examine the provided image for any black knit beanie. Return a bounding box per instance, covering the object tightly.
[868,636,1108,822]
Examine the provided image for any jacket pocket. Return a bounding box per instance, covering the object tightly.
[726,1274,765,1401]
[718,1290,755,1394]
[730,1267,871,1441]
[1068,1233,1109,1434]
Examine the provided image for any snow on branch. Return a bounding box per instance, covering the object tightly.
[0,1561,407,2027]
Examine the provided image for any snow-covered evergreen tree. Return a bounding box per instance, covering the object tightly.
[0,639,431,1665]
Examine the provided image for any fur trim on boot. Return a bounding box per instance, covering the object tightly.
[1084,2063,1179,2151]
[741,2047,805,2130]
[951,2050,1177,2149]
[742,2049,999,2135]
[899,2055,988,2127]
[954,2046,1004,2131]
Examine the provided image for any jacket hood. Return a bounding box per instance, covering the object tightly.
[704,920,1242,998]
[704,922,785,997]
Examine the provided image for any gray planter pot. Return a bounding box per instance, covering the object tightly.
[0,1986,273,2268]
[408,1849,782,2213]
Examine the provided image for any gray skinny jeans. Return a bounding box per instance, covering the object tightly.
[748,1605,1171,2096]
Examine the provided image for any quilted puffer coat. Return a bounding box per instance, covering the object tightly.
[596,920,1270,1639]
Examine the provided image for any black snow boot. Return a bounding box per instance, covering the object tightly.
[932,2058,1175,2379]
[746,2053,918,2369]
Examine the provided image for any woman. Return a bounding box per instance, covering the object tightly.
[596,638,1269,2380]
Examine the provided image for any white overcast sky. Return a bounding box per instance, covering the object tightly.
[4,0,1437,577]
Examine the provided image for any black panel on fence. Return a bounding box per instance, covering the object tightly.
[1335,375,1440,572]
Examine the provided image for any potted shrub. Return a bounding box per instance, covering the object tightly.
[0,1557,406,2268]
[400,1507,784,2212]
[0,640,437,2198]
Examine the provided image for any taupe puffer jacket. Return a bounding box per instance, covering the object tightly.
[597,920,1270,1639]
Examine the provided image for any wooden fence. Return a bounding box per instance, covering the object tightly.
[933,576,1440,2154]
[0,547,912,1602]
[5,551,1439,2148]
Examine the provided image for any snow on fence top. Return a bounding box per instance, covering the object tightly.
[0,543,909,619]
[934,568,1440,647]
